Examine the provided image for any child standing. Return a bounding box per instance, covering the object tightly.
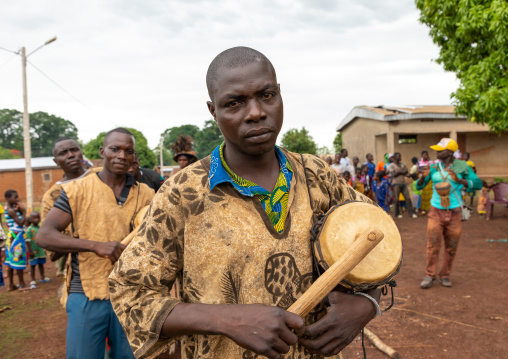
[4,190,27,291]
[354,168,365,194]
[373,170,390,213]
[0,202,5,288]
[25,211,50,289]
[477,181,489,215]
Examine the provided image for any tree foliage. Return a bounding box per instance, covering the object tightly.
[416,0,508,133]
[195,120,224,159]
[160,120,223,163]
[333,132,342,153]
[0,109,78,157]
[83,128,156,168]
[0,145,19,159]
[280,127,317,154]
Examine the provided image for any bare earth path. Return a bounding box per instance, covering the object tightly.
[1,207,507,359]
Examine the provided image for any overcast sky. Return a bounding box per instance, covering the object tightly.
[0,0,458,152]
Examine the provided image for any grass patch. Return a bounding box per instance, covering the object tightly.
[0,293,62,359]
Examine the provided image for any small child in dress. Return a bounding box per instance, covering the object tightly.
[477,180,489,216]
[4,190,27,291]
[25,211,50,289]
[354,168,365,194]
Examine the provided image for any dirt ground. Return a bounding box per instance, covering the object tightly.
[1,205,507,359]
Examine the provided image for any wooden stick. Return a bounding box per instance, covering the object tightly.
[364,328,399,359]
[287,228,384,318]
[121,227,139,246]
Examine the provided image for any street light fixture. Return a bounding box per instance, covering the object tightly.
[21,36,57,212]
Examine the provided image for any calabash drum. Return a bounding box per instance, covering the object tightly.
[311,201,402,291]
[435,182,451,207]
[435,181,451,196]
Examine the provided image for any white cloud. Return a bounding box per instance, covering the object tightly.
[0,0,457,154]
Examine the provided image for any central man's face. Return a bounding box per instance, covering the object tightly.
[100,133,136,175]
[207,61,283,156]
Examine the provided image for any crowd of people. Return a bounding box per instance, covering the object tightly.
[324,139,487,290]
[0,46,494,359]
[324,146,487,222]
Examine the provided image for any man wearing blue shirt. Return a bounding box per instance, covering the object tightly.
[416,138,482,288]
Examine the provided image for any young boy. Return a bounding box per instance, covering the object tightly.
[373,171,390,213]
[25,211,50,289]
[4,190,27,291]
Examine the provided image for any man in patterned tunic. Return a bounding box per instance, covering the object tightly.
[109,47,381,359]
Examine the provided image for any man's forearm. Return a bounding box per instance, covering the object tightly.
[36,226,97,254]
[161,303,224,339]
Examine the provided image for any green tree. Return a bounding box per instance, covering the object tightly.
[0,109,78,156]
[0,109,23,151]
[161,124,200,164]
[280,127,317,154]
[195,119,223,158]
[0,145,19,159]
[160,120,223,162]
[30,112,79,157]
[333,132,342,153]
[416,0,508,133]
[83,128,156,168]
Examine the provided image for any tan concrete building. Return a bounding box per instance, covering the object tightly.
[337,105,508,179]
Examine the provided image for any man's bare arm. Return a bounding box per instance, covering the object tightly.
[37,207,125,264]
[161,303,305,359]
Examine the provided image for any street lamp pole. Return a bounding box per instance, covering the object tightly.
[20,46,34,212]
[21,36,57,212]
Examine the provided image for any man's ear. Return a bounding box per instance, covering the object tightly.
[207,101,216,121]
[99,146,105,159]
[53,158,58,166]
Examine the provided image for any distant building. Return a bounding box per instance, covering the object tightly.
[337,105,508,179]
[0,157,63,205]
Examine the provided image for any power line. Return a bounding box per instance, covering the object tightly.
[26,60,120,128]
[0,46,18,54]
[27,60,91,109]
[0,53,18,69]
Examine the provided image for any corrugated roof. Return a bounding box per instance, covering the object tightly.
[337,105,466,131]
[0,157,58,171]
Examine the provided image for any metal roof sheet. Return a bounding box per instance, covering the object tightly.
[0,157,58,171]
[336,105,466,131]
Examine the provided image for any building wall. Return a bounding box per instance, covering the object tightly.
[341,116,507,179]
[393,133,446,165]
[341,118,389,163]
[0,168,64,207]
[388,118,489,136]
[464,132,508,178]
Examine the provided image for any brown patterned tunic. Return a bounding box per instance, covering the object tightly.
[109,150,373,359]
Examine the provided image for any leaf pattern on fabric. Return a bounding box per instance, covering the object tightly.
[220,267,243,304]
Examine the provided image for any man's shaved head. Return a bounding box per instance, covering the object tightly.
[206,46,276,101]
[103,127,135,146]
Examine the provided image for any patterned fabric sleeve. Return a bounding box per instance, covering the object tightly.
[109,176,185,359]
[299,154,374,213]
